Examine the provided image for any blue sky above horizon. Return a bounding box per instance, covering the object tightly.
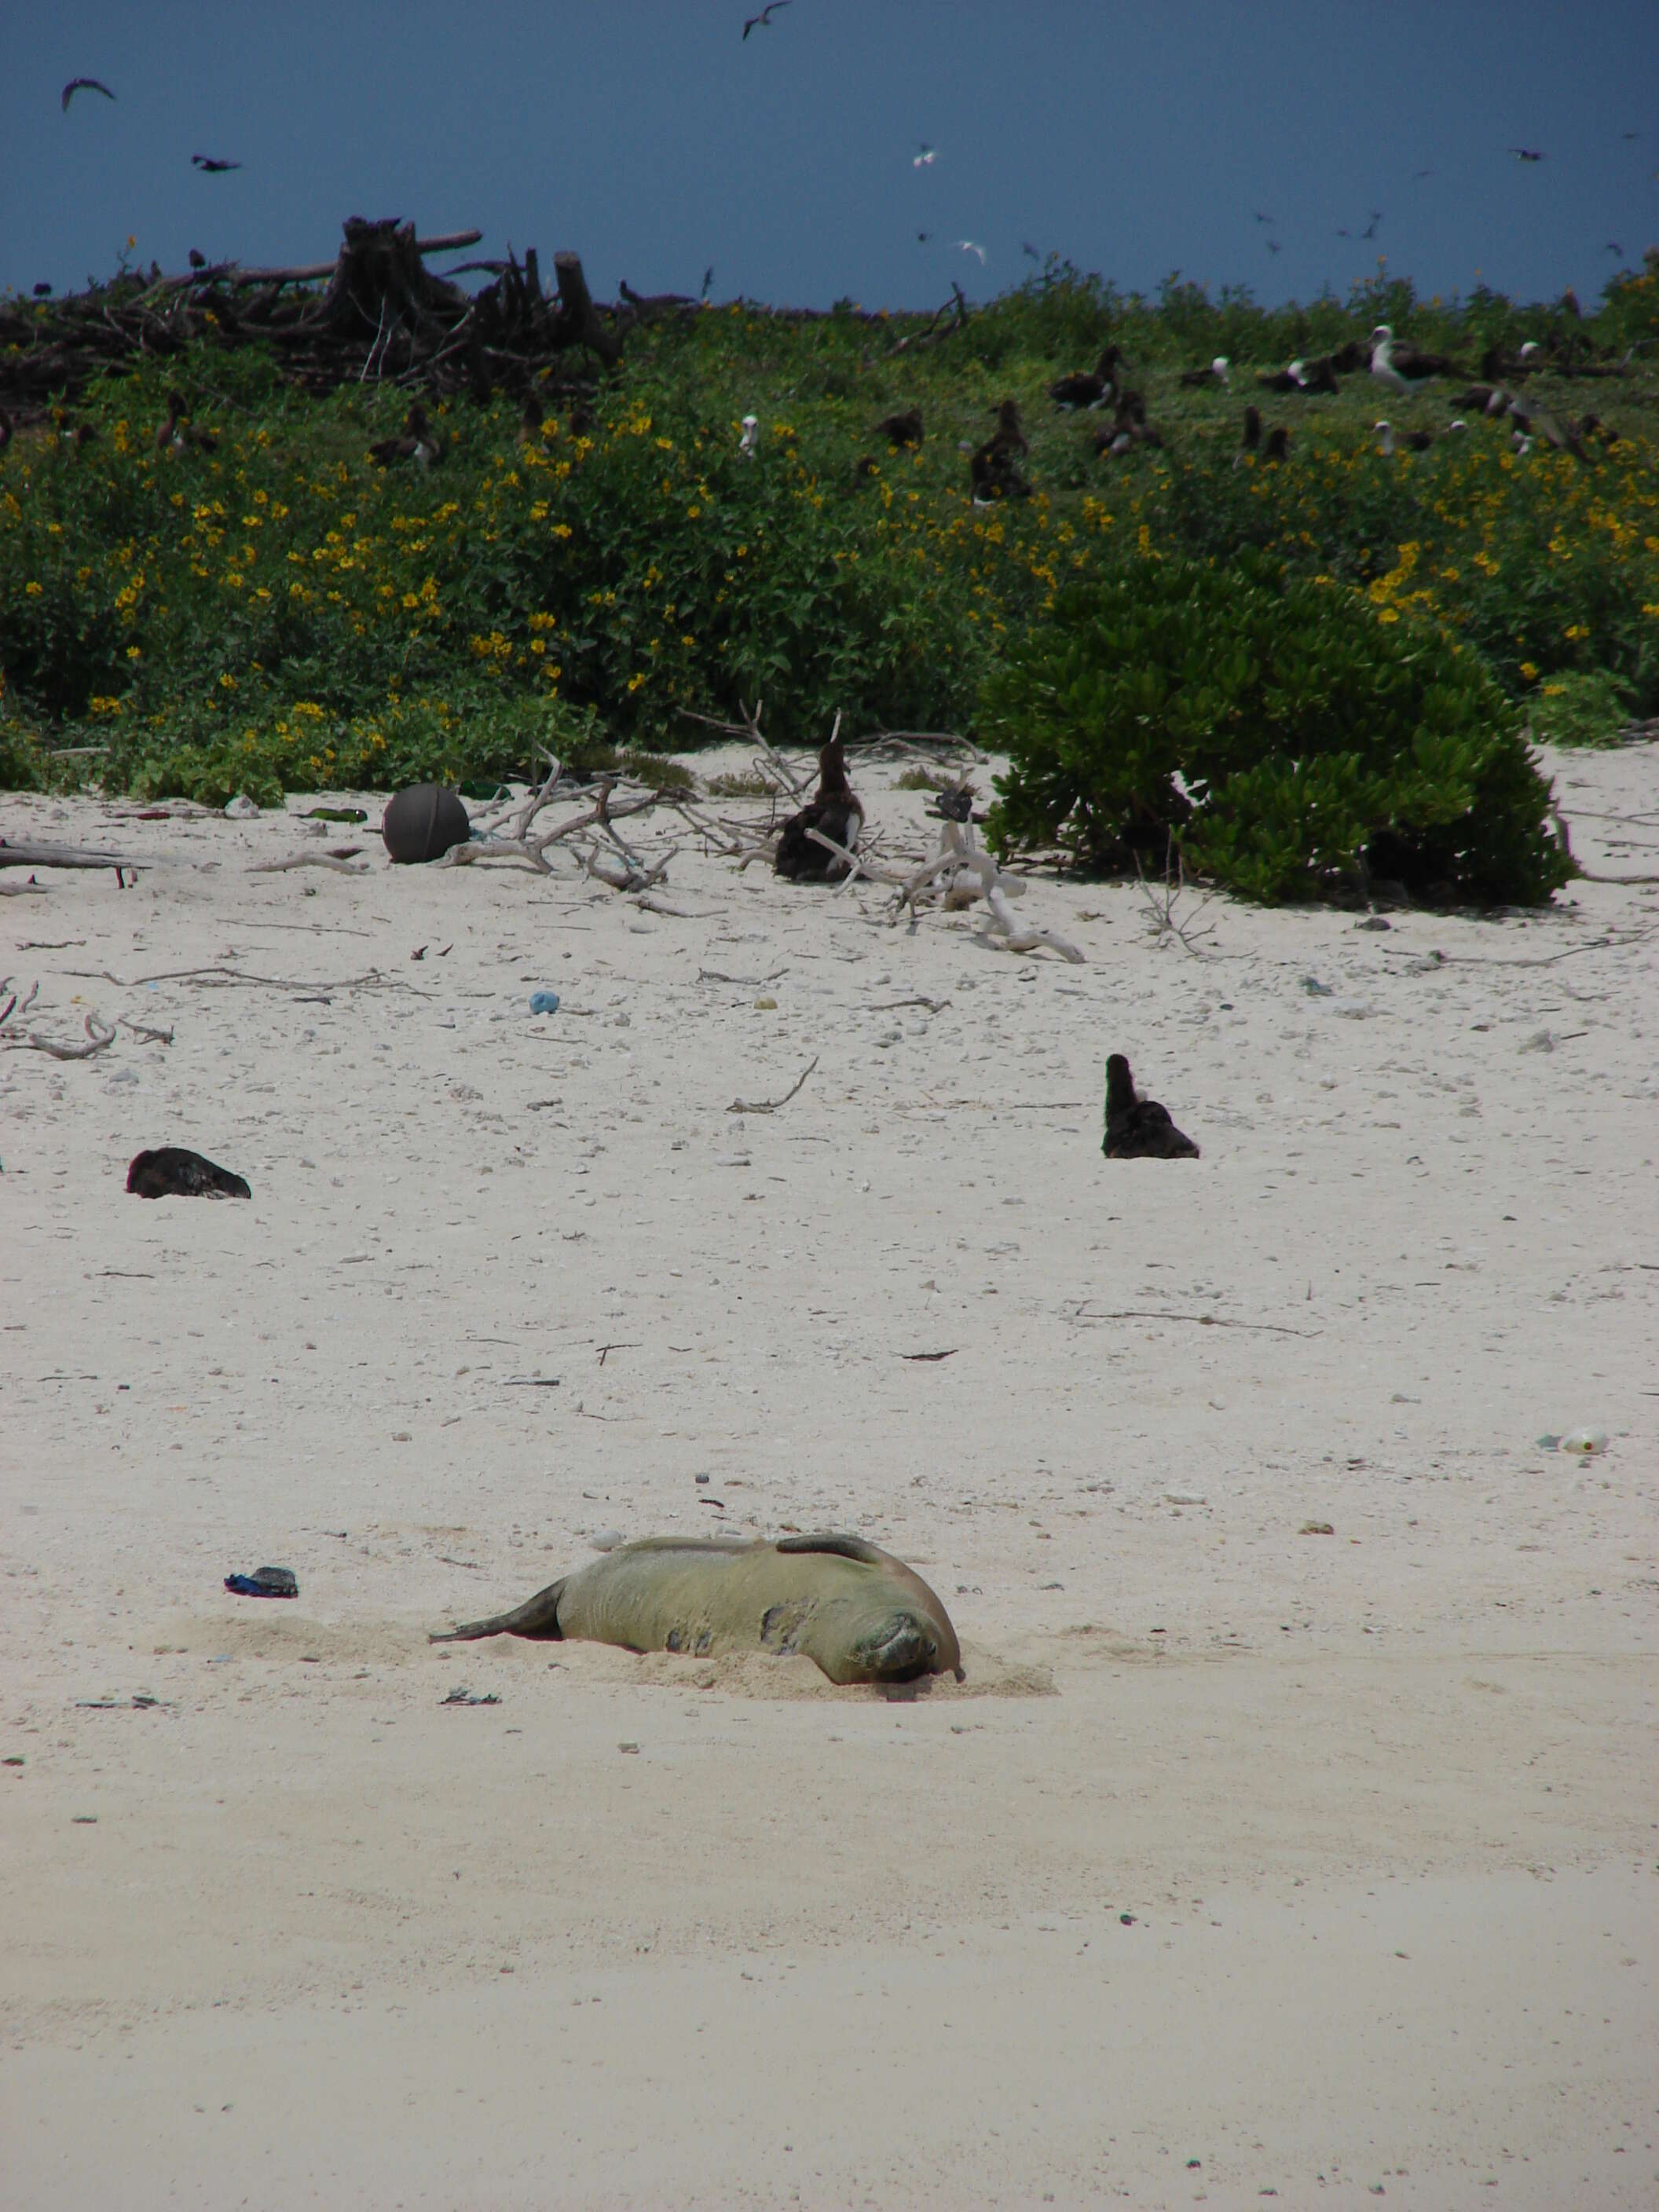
[4,2,1656,316]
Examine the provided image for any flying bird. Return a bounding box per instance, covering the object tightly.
[1508,147,1545,162]
[701,266,714,298]
[60,77,115,112]
[1021,241,1042,260]
[1412,167,1434,180]
[1265,238,1282,255]
[951,240,987,264]
[916,230,932,244]
[192,153,242,172]
[1253,211,1276,225]
[913,144,936,167]
[1360,211,1382,240]
[742,1,790,37]
[1605,242,1624,257]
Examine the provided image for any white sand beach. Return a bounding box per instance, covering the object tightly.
[2,742,1655,2210]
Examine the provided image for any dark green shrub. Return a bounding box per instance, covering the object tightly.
[981,552,1572,906]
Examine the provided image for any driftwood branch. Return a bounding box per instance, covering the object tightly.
[5,1012,116,1060]
[729,1055,819,1114]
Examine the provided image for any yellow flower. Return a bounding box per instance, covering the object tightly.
[24,580,42,595]
[218,673,238,690]
[1563,624,1588,640]
[627,672,646,693]
[1519,661,1538,680]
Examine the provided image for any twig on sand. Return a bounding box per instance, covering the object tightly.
[119,1018,174,1045]
[1550,807,1659,886]
[1134,844,1218,954]
[250,851,368,875]
[65,963,414,994]
[5,1012,116,1060]
[729,1054,819,1114]
[1073,1305,1319,1338]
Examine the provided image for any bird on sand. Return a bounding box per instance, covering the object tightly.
[775,731,865,881]
[191,153,242,172]
[1103,1056,1200,1160]
[60,77,115,111]
[742,1,790,37]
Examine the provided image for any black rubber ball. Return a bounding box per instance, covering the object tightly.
[382,783,471,864]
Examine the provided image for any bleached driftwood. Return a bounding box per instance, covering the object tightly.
[4,1011,116,1060]
[250,851,368,875]
[887,818,1083,961]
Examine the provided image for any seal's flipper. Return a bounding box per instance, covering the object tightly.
[429,1576,567,1643]
[775,1533,887,1566]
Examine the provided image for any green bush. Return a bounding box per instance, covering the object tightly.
[981,552,1572,906]
[1526,668,1635,747]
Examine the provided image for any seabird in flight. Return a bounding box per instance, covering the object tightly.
[742,2,790,37]
[192,154,242,173]
[1265,238,1282,255]
[60,77,115,112]
[1507,147,1545,161]
[952,240,987,264]
[913,144,936,167]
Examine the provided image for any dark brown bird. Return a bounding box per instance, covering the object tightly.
[742,0,790,35]
[775,732,865,882]
[191,154,242,173]
[368,402,443,468]
[518,393,544,445]
[873,406,924,447]
[1236,404,1262,461]
[1048,345,1123,410]
[1262,425,1290,461]
[1103,1056,1199,1160]
[156,390,216,453]
[1179,356,1230,388]
[61,77,115,112]
[969,443,1031,501]
[1328,339,1370,375]
[986,398,1027,456]
[127,1147,251,1200]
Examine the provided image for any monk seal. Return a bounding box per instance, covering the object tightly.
[126,1146,251,1199]
[431,1533,963,1686]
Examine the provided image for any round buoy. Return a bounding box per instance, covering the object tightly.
[381,783,471,864]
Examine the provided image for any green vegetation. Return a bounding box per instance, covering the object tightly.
[981,552,1571,906]
[3,255,1656,897]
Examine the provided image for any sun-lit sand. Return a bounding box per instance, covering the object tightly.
[3,742,1655,2209]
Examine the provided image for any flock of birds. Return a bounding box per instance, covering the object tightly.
[833,319,1628,506]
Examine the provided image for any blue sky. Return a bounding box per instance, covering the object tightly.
[4,2,1655,312]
